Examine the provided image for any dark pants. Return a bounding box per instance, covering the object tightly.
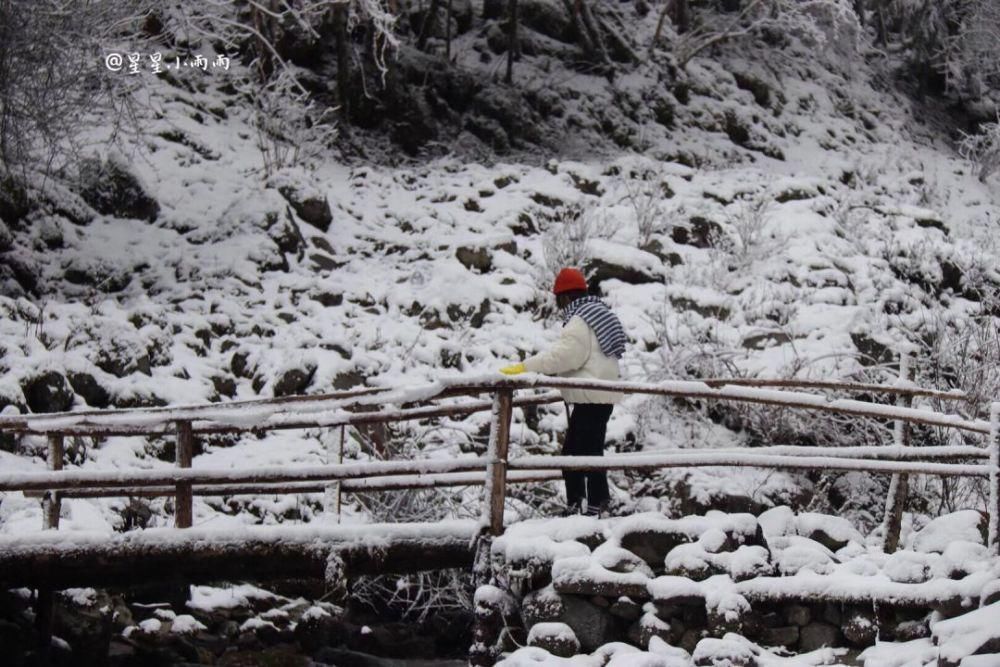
[563,403,614,512]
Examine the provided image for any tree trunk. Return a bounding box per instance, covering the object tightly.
[334,4,350,121]
[875,0,887,46]
[560,0,597,56]
[672,0,690,34]
[650,0,675,55]
[576,0,610,64]
[418,0,441,50]
[506,0,519,83]
[446,0,453,60]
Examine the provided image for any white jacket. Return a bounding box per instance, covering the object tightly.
[523,315,623,405]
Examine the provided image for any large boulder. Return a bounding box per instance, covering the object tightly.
[672,217,723,248]
[93,332,152,378]
[527,622,579,657]
[77,156,159,222]
[268,169,332,232]
[272,364,317,397]
[585,240,664,286]
[692,637,758,667]
[21,372,74,413]
[63,256,132,293]
[519,0,572,42]
[67,372,111,408]
[0,176,31,228]
[522,587,619,652]
[799,622,841,651]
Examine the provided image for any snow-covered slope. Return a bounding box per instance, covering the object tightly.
[0,15,999,539]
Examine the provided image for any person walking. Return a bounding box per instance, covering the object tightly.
[499,268,627,515]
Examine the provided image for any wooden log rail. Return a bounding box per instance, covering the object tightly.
[0,522,479,590]
[0,373,997,554]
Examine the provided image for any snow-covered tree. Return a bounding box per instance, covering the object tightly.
[0,0,148,174]
[946,0,1000,100]
[145,1,399,176]
[654,0,861,68]
[959,114,1000,184]
[879,0,999,101]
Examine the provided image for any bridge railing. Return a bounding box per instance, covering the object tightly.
[0,374,997,554]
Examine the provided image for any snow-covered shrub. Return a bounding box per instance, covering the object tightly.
[722,193,776,267]
[247,70,338,179]
[617,170,670,247]
[673,0,861,68]
[0,1,147,174]
[64,316,154,379]
[958,115,1000,184]
[540,202,614,277]
[946,0,1000,98]
[347,420,477,620]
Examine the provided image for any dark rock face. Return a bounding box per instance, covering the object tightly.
[267,173,332,234]
[692,637,757,666]
[528,623,579,657]
[760,625,798,647]
[97,344,151,379]
[273,365,317,397]
[270,213,306,257]
[585,257,662,286]
[850,331,894,367]
[455,246,492,272]
[672,217,723,248]
[278,187,333,232]
[21,371,74,413]
[799,621,842,651]
[0,219,13,252]
[231,351,252,379]
[586,259,662,285]
[523,591,619,653]
[619,528,691,567]
[0,176,31,228]
[741,331,793,350]
[77,157,160,222]
[211,375,237,399]
[842,607,877,646]
[64,261,132,293]
[333,370,366,391]
[68,372,111,408]
[670,296,729,320]
[519,0,573,42]
[642,239,683,267]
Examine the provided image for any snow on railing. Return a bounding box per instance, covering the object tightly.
[1,372,997,552]
[0,375,983,435]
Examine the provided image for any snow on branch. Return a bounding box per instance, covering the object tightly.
[959,113,1000,184]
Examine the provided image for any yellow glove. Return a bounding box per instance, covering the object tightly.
[499,363,526,375]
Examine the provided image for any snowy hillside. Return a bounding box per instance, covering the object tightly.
[4,0,1000,664]
[2,15,1000,540]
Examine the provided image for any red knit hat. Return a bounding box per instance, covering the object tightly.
[553,268,587,294]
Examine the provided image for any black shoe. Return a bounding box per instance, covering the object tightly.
[582,500,609,517]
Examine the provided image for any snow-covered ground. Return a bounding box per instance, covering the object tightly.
[2,6,1000,663]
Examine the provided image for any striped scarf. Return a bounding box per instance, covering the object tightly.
[562,296,627,359]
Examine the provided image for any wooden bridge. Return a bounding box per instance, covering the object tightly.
[1,366,999,661]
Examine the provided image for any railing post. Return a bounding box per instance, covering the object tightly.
[37,433,64,661]
[482,388,514,537]
[989,402,1000,555]
[42,434,64,530]
[881,351,911,553]
[175,421,193,529]
[325,426,346,522]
